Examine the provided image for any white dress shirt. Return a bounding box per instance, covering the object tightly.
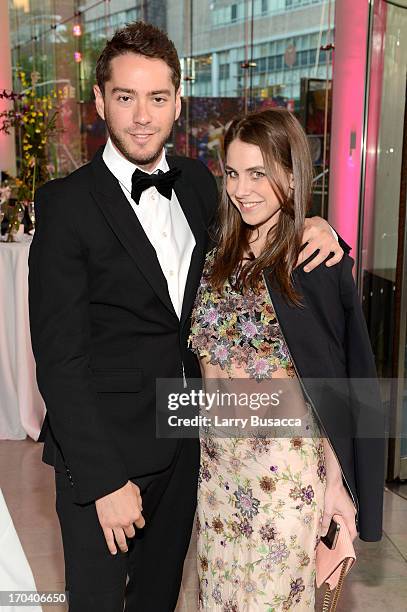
[102,138,195,319]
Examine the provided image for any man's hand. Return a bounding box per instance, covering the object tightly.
[296,217,343,272]
[95,481,145,555]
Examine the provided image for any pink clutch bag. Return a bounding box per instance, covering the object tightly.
[316,514,356,611]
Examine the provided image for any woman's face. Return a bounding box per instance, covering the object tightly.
[225,138,283,230]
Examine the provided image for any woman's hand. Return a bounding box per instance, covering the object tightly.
[321,481,358,542]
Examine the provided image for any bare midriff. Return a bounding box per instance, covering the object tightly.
[199,358,308,421]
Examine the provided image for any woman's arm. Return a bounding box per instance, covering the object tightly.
[321,438,358,541]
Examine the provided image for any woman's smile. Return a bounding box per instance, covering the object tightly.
[237,199,265,211]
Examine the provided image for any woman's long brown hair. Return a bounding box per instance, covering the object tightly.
[209,108,313,304]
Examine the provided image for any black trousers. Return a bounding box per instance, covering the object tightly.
[55,439,199,612]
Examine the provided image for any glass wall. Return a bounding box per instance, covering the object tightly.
[360,0,407,480]
[9,0,83,174]
[8,0,335,216]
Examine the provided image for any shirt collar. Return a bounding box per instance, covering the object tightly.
[102,137,169,195]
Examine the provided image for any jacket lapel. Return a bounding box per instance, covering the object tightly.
[264,268,332,379]
[90,147,177,319]
[167,156,208,329]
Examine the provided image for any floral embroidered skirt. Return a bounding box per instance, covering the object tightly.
[197,409,326,611]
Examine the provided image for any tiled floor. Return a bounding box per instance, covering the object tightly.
[0,439,406,611]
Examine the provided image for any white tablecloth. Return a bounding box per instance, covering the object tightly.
[0,489,42,611]
[0,236,45,440]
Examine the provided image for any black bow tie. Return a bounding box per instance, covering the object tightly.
[131,167,181,205]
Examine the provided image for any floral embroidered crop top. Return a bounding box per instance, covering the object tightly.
[188,250,295,381]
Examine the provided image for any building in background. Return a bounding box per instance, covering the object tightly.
[170,0,332,101]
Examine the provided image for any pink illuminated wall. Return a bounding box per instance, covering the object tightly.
[328,0,371,260]
[0,2,16,176]
[362,0,387,272]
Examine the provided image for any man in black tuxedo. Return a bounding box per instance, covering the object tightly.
[29,21,344,612]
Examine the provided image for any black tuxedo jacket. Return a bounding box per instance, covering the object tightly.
[264,254,385,541]
[28,147,218,505]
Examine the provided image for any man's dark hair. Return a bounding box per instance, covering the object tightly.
[96,21,181,95]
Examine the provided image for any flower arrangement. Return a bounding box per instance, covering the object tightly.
[0,70,61,240]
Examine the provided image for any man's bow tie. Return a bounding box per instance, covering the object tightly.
[131,167,181,204]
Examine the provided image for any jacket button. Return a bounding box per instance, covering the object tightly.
[64,466,74,485]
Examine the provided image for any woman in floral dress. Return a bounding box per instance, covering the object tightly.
[190,251,326,611]
[188,109,381,610]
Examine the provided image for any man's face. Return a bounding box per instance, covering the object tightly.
[94,53,181,170]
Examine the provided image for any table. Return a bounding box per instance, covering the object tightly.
[0,235,45,440]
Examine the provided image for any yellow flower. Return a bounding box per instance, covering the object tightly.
[35,129,41,134]
[31,112,37,117]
